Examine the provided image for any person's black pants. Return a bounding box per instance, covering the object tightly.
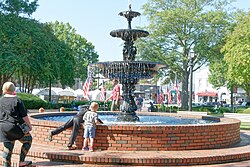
[51,115,83,146]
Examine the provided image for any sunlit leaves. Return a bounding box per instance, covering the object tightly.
[222,12,250,94]
[0,0,38,16]
[47,21,99,81]
[136,0,233,108]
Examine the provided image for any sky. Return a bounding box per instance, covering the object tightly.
[32,0,250,62]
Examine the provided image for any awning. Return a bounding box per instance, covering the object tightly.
[197,92,218,97]
[58,90,75,97]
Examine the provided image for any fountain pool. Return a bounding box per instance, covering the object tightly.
[30,112,241,151]
[35,112,215,125]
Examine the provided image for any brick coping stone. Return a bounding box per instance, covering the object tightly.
[0,130,250,166]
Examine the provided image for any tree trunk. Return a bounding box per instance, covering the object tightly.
[230,86,234,112]
[181,63,189,110]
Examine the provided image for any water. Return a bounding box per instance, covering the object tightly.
[37,113,215,125]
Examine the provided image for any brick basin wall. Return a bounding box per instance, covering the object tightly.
[29,112,241,151]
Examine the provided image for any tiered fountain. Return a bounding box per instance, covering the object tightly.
[28,4,243,166]
[90,4,166,122]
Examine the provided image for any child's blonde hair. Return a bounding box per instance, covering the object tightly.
[2,82,16,94]
[89,102,99,111]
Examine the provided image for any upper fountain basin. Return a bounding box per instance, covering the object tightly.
[118,10,141,19]
[110,29,149,41]
[90,61,167,81]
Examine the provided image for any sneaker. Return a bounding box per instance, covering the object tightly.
[82,147,89,151]
[67,144,74,150]
[89,147,93,152]
[48,131,53,141]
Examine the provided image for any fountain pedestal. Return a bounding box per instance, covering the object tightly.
[90,5,167,122]
[117,92,139,121]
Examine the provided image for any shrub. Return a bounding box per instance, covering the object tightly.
[17,92,48,109]
[159,103,166,112]
[16,93,113,111]
[199,107,212,112]
[218,107,230,113]
[192,106,202,111]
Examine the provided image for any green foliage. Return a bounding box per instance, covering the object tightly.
[159,103,166,112]
[235,108,250,114]
[208,60,228,88]
[222,11,250,95]
[0,0,38,16]
[136,0,234,110]
[154,104,181,112]
[218,107,230,113]
[0,14,74,93]
[47,21,99,82]
[16,92,48,109]
[193,106,230,113]
[166,105,179,112]
[240,122,250,130]
[199,107,213,112]
[16,92,112,111]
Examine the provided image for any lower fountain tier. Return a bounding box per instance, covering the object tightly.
[90,61,167,80]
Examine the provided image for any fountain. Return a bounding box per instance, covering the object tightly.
[24,4,245,166]
[90,4,166,122]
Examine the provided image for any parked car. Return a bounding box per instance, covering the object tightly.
[192,103,202,107]
[241,102,250,108]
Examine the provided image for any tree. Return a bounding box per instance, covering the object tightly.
[136,0,234,109]
[47,21,99,82]
[0,0,38,16]
[209,60,237,110]
[0,14,74,94]
[222,12,250,96]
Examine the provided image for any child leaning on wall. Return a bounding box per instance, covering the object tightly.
[82,102,103,152]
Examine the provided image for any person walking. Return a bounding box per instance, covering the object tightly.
[105,79,121,111]
[82,102,103,152]
[0,82,33,167]
[136,95,144,111]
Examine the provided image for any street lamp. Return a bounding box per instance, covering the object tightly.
[189,49,195,111]
[145,89,150,99]
[150,86,154,100]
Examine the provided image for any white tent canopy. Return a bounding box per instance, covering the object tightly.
[37,89,58,96]
[58,87,76,97]
[74,89,84,97]
[58,90,75,96]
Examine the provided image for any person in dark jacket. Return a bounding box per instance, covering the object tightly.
[48,105,103,149]
[148,101,158,112]
[0,82,32,167]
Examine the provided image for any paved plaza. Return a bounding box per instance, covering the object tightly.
[1,110,249,166]
[178,111,250,122]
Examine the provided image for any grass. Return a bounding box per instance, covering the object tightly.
[207,112,224,117]
[236,108,250,114]
[240,122,250,130]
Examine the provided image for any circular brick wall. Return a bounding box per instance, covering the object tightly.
[30,112,241,151]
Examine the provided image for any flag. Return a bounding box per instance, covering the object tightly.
[83,66,93,100]
[157,86,164,104]
[166,85,172,104]
[174,81,181,106]
[83,77,92,100]
[100,82,106,101]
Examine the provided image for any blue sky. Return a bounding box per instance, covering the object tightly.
[32,0,249,62]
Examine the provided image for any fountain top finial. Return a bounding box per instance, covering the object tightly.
[118,4,140,19]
